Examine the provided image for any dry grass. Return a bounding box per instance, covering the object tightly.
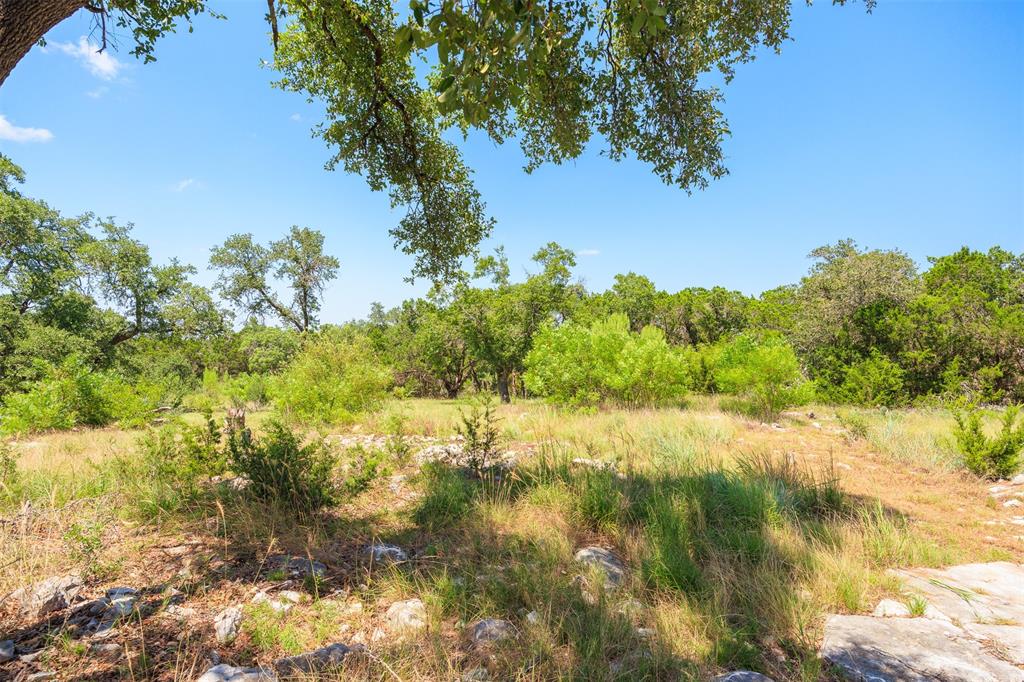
[1,400,1021,680]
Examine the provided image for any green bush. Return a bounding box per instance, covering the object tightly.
[137,416,227,484]
[714,333,812,422]
[342,445,390,495]
[524,314,689,408]
[953,406,1023,479]
[0,356,111,434]
[840,351,906,407]
[271,331,391,425]
[228,421,337,512]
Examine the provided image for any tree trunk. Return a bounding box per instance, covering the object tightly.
[0,0,86,88]
[496,373,510,404]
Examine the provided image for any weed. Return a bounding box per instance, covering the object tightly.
[458,396,502,475]
[63,518,108,576]
[906,594,928,617]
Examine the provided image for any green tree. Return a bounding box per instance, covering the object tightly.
[715,333,812,421]
[457,243,577,402]
[210,226,339,332]
[269,0,872,281]
[525,314,688,408]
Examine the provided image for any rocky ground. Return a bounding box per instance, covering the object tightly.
[3,409,1024,681]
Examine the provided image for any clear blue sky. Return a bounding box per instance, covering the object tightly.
[1,1,1021,322]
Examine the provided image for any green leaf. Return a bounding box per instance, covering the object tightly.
[435,75,455,94]
[630,13,646,35]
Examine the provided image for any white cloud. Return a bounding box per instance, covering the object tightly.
[290,113,302,121]
[49,37,122,80]
[0,115,53,143]
[86,86,109,99]
[170,178,199,192]
[577,248,601,257]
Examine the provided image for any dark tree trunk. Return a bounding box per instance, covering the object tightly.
[0,0,86,87]
[496,373,510,404]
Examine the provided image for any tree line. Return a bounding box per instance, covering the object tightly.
[1,154,1021,434]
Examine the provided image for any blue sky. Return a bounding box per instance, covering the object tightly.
[1,1,1022,322]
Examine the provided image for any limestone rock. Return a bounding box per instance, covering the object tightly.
[890,562,1024,625]
[386,598,428,633]
[214,605,243,644]
[10,574,83,616]
[963,622,1024,666]
[468,618,516,645]
[872,599,910,618]
[252,590,302,614]
[0,640,14,663]
[265,554,326,579]
[713,673,774,682]
[274,642,356,675]
[365,542,408,564]
[574,546,626,588]
[821,614,1022,682]
[196,664,276,682]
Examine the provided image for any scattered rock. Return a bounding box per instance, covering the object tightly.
[0,640,14,663]
[265,554,326,579]
[26,673,57,682]
[468,618,516,645]
[104,587,138,617]
[713,673,775,682]
[1011,473,1024,486]
[461,668,491,681]
[635,627,656,639]
[386,598,428,633]
[574,546,627,588]
[872,599,911,618]
[165,604,196,619]
[365,542,408,564]
[1004,499,1022,508]
[252,590,301,614]
[10,574,83,616]
[214,605,243,644]
[89,642,122,661]
[822,614,1020,682]
[525,610,541,626]
[196,664,276,682]
[275,642,357,675]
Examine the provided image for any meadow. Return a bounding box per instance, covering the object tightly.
[2,398,1019,681]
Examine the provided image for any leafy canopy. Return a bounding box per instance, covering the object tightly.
[271,0,872,281]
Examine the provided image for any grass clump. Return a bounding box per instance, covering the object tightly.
[414,462,476,529]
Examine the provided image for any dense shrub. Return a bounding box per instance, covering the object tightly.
[137,417,227,485]
[838,351,906,407]
[228,421,337,512]
[271,331,391,425]
[0,356,106,433]
[0,355,173,434]
[953,406,1023,479]
[714,333,812,421]
[524,315,689,408]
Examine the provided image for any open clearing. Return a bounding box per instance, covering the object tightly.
[2,399,1022,681]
